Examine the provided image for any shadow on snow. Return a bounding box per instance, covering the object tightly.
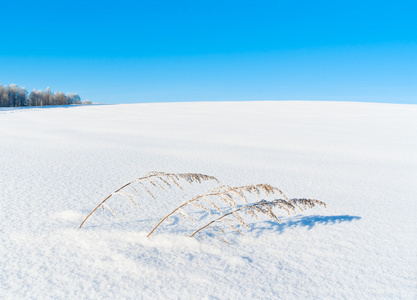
[249,215,361,235]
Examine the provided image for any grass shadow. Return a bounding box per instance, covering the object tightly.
[250,215,361,236]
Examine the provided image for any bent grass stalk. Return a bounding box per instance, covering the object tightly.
[147,183,289,237]
[190,198,326,242]
[79,171,219,228]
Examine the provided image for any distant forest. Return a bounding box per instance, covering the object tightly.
[0,84,92,107]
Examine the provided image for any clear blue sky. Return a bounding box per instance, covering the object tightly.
[1,0,416,104]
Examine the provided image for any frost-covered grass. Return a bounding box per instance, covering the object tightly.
[1,101,416,299]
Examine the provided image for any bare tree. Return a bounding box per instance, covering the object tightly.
[43,87,52,106]
[29,90,43,106]
[0,84,8,107]
[53,92,68,105]
[67,93,81,105]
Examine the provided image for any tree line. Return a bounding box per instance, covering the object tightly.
[0,84,92,107]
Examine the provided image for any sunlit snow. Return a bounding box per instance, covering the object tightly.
[1,101,416,299]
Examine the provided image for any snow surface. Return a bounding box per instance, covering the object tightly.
[1,101,416,299]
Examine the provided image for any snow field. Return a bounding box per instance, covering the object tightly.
[1,101,416,299]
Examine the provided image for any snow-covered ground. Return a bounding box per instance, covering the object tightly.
[1,101,416,299]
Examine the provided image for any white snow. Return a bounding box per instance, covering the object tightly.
[1,101,416,299]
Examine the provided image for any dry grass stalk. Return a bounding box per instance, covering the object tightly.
[190,198,326,242]
[79,171,219,228]
[146,183,288,237]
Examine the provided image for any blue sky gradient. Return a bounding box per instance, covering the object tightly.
[1,0,416,104]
